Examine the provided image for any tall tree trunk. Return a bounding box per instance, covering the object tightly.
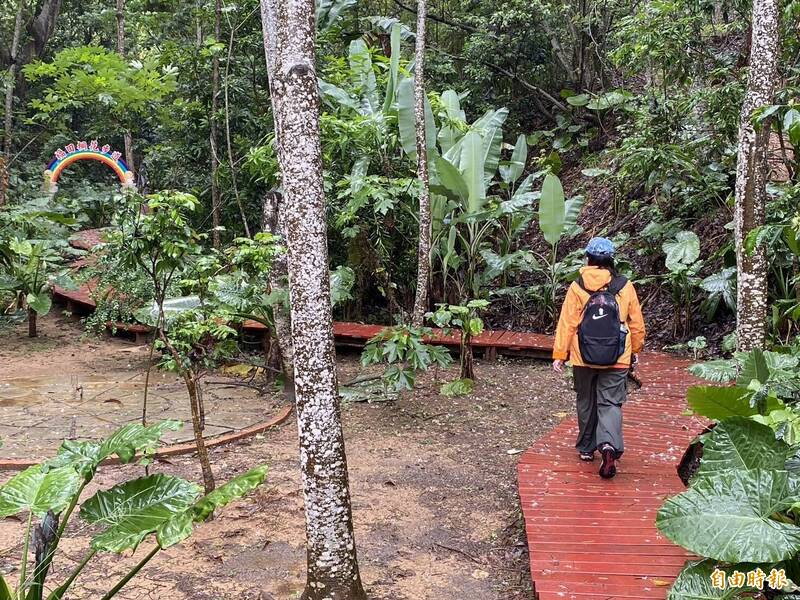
[210,0,222,248]
[262,191,295,404]
[411,0,431,327]
[1,0,25,207]
[260,2,367,598]
[734,0,779,351]
[115,0,135,180]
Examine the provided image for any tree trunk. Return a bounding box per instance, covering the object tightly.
[115,0,135,180]
[1,0,25,207]
[262,191,295,404]
[210,0,222,248]
[411,0,431,327]
[260,2,367,598]
[159,330,215,493]
[460,334,474,380]
[28,307,37,338]
[734,0,779,351]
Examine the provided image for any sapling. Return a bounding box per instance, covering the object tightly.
[157,309,237,493]
[427,298,489,388]
[0,420,268,600]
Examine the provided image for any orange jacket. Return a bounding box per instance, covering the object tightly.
[552,266,646,368]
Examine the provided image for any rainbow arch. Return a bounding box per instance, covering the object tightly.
[44,141,134,191]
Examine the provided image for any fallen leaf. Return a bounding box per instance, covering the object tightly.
[222,363,256,376]
[552,411,569,418]
[471,569,489,580]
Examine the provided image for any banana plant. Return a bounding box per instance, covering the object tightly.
[528,172,585,319]
[0,420,268,600]
[0,238,74,338]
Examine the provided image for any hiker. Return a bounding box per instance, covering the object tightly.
[551,237,645,479]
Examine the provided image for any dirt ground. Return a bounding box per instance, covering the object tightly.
[0,314,574,600]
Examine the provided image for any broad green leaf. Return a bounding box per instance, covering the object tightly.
[586,90,630,110]
[81,474,201,553]
[700,268,736,311]
[581,167,610,177]
[499,134,527,184]
[50,420,184,478]
[440,378,474,397]
[382,24,402,113]
[738,348,772,388]
[565,93,590,107]
[98,420,182,464]
[686,385,781,420]
[539,173,565,246]
[663,231,700,273]
[0,573,11,600]
[437,89,465,153]
[460,131,486,213]
[316,0,356,31]
[784,226,800,256]
[563,195,584,233]
[0,465,81,518]
[157,466,268,549]
[348,39,379,114]
[26,293,52,316]
[696,417,793,478]
[433,156,469,201]
[656,469,800,563]
[688,359,737,383]
[667,559,763,600]
[318,79,359,111]
[397,77,436,158]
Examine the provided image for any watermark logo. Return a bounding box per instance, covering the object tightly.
[711,567,787,591]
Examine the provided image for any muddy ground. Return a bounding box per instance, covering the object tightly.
[0,314,574,599]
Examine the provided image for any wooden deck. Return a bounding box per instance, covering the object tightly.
[518,353,706,599]
[52,284,553,357]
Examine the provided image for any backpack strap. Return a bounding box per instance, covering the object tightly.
[575,274,628,295]
[607,275,628,296]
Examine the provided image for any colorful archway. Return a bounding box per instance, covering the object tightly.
[44,140,134,192]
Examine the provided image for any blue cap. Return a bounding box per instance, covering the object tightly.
[585,237,615,257]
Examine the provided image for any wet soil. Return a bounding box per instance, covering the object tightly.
[0,314,574,600]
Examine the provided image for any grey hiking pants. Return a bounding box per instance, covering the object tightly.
[573,367,628,456]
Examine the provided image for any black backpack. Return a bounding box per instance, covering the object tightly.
[576,275,629,366]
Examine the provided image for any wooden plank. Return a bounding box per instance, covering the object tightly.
[518,354,707,599]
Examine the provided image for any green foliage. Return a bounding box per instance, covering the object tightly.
[23,45,176,133]
[0,420,266,600]
[427,299,489,381]
[0,236,75,336]
[657,468,800,563]
[361,325,452,393]
[440,378,474,397]
[156,309,238,374]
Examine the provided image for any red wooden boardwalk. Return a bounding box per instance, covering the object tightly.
[51,284,553,357]
[518,354,706,599]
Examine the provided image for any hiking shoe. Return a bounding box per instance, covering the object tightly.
[579,451,594,462]
[599,444,617,479]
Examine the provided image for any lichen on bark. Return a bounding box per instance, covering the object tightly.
[260,2,367,598]
[734,0,779,351]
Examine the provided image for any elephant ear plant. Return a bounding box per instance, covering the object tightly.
[0,420,268,600]
[656,348,800,599]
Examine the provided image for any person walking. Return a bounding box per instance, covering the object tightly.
[552,237,645,479]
